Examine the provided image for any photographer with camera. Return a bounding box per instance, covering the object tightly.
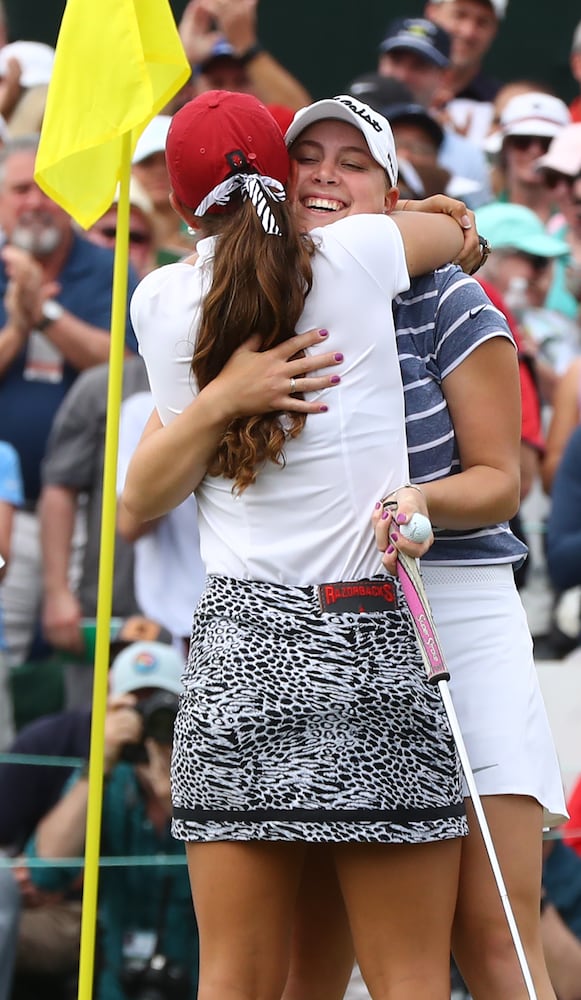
[23,640,198,1000]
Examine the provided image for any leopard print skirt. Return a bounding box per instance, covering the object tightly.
[171,574,467,844]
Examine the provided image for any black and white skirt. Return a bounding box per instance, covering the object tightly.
[171,574,467,844]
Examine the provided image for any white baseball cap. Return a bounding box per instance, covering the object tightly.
[132,115,172,165]
[0,41,55,88]
[535,124,581,178]
[112,176,154,217]
[500,92,571,140]
[483,91,571,155]
[285,95,398,187]
[429,0,507,17]
[110,641,184,696]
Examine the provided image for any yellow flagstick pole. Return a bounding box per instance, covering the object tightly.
[76,133,132,1000]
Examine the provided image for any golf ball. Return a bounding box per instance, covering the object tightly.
[399,513,432,543]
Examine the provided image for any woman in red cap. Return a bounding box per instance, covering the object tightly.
[122,89,471,1000]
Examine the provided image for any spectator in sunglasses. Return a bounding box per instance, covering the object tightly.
[535,124,581,323]
[484,91,571,224]
[87,177,157,280]
[477,201,574,404]
[537,128,581,500]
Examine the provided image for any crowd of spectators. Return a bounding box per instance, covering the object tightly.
[1,0,581,998]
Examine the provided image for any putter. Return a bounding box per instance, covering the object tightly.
[396,548,538,1000]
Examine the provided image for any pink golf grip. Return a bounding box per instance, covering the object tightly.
[397,557,449,683]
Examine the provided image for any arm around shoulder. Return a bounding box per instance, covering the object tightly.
[393,212,465,277]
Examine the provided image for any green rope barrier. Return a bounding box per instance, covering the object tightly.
[0,854,187,868]
[0,753,84,768]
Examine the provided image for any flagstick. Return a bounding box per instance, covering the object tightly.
[77,133,132,1000]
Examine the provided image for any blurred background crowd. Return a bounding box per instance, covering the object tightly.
[1,1,581,998]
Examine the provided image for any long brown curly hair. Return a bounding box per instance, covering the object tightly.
[192,188,314,494]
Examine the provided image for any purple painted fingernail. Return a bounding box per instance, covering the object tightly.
[319,404,328,412]
[330,375,341,384]
[334,353,344,362]
[390,532,399,542]
[386,545,395,555]
[381,510,389,520]
[319,328,329,337]
[396,513,406,524]
[375,502,381,510]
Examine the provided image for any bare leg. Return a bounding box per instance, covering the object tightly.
[186,840,306,1000]
[283,845,354,1000]
[334,838,461,1000]
[453,795,557,999]
[540,902,581,1000]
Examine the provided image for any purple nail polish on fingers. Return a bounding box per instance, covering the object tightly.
[386,545,395,555]
[334,353,344,362]
[396,513,407,524]
[390,532,399,543]
[330,375,341,384]
[319,328,329,337]
[319,404,328,412]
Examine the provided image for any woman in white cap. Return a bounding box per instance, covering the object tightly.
[282,106,565,1000]
[487,91,571,225]
[122,89,471,998]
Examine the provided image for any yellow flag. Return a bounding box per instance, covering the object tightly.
[35,0,190,228]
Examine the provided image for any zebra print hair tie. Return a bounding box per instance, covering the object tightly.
[194,173,286,236]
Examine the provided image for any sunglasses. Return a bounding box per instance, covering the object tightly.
[543,169,575,190]
[96,226,152,245]
[521,253,552,272]
[507,135,552,153]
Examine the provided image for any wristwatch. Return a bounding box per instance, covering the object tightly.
[37,298,65,331]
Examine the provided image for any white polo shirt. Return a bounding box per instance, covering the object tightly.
[131,214,410,587]
[116,391,205,639]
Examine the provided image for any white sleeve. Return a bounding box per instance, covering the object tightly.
[116,392,156,493]
[130,263,202,426]
[317,215,410,299]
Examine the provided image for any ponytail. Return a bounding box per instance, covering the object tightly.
[193,191,314,493]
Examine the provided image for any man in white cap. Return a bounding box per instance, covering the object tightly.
[87,178,157,281]
[425,0,508,142]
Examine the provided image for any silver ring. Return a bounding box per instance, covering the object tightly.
[289,377,297,394]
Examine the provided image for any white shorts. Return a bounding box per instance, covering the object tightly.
[422,563,567,828]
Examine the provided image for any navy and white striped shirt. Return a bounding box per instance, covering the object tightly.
[395,264,528,567]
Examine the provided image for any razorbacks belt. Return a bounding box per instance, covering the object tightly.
[317,579,398,614]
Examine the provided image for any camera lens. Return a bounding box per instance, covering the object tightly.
[141,692,179,745]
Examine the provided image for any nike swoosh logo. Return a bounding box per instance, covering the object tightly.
[472,764,499,774]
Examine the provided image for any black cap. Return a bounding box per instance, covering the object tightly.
[379,17,451,68]
[347,73,415,113]
[384,102,445,149]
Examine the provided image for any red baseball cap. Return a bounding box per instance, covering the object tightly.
[165,90,290,213]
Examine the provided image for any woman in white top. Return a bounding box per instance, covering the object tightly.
[122,90,467,1000]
